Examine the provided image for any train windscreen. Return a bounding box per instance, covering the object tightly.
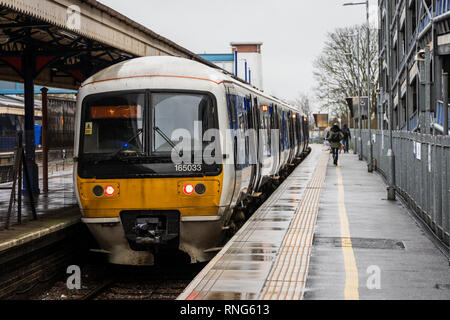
[82,92,145,155]
[152,93,216,153]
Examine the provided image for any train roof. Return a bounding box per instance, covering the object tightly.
[81,56,302,114]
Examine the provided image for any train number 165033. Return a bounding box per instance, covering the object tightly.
[174,164,202,172]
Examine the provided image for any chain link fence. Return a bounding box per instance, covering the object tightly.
[352,129,450,247]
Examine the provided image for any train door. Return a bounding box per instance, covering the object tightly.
[277,107,283,169]
[254,96,265,191]
[290,112,297,162]
[237,97,251,195]
[302,116,307,153]
[246,95,259,195]
[296,113,303,157]
[283,110,290,166]
[304,116,309,150]
[224,86,242,208]
[259,102,272,181]
[273,104,281,175]
[287,112,294,163]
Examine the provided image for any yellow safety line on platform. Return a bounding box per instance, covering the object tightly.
[336,166,359,300]
[260,150,329,300]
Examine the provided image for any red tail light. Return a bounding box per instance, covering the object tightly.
[105,185,115,196]
[183,184,194,195]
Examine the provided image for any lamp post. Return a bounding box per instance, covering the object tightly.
[382,0,395,200]
[344,31,362,158]
[343,1,373,171]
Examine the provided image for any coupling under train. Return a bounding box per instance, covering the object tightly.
[73,56,309,265]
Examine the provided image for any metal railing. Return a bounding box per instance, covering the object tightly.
[436,0,450,16]
[352,129,450,247]
[419,11,432,34]
[436,100,450,129]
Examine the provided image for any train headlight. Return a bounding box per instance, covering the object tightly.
[105,185,115,196]
[194,183,206,195]
[92,185,104,197]
[183,184,194,195]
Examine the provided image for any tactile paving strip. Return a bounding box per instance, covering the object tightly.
[260,150,329,300]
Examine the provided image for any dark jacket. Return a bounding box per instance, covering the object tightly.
[326,125,344,148]
[342,126,351,140]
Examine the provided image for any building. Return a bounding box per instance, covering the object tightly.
[197,53,235,74]
[378,0,450,133]
[199,42,264,90]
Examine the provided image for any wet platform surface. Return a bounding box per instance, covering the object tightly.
[0,169,77,230]
[178,145,450,300]
[0,168,80,253]
[304,149,450,300]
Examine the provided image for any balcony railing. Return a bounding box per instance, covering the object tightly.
[436,0,450,16]
[419,12,432,34]
[409,112,419,131]
[436,100,450,129]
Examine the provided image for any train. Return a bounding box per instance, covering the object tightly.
[0,95,75,152]
[74,56,309,265]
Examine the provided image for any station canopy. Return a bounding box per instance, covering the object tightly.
[0,0,216,90]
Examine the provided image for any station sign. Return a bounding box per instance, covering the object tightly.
[313,114,329,129]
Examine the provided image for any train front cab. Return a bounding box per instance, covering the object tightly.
[75,87,232,265]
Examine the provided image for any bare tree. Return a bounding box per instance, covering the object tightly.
[313,24,378,125]
[291,92,315,128]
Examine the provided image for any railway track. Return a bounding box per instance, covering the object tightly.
[34,261,207,300]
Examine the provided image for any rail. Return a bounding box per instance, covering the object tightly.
[435,100,450,131]
[352,129,450,247]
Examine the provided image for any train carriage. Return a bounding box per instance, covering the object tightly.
[74,56,309,265]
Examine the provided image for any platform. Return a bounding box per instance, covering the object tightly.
[178,145,450,300]
[0,167,80,264]
[0,169,77,230]
[0,168,81,297]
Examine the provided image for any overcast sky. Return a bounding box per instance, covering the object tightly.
[99,0,378,107]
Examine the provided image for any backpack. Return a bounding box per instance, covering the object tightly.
[329,131,341,143]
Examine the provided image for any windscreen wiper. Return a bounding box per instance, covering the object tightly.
[91,129,144,164]
[153,126,183,156]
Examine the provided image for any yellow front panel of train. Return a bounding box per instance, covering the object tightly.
[77,173,223,218]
